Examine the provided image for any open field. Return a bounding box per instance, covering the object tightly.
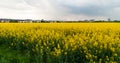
[0,23,120,63]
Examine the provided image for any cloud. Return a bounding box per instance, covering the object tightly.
[0,0,37,19]
[61,0,120,15]
[60,0,120,20]
[0,0,120,20]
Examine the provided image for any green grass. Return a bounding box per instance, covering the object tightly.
[0,45,31,63]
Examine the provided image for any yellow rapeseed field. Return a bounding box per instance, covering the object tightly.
[0,23,120,63]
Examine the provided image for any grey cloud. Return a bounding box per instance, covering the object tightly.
[65,5,107,16]
[0,0,120,20]
[58,0,120,20]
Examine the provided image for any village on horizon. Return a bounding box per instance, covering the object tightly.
[0,18,120,23]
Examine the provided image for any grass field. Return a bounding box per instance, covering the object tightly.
[0,23,120,63]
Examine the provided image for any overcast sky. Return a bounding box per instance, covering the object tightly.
[0,0,120,20]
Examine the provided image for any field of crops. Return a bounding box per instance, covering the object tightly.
[0,23,120,63]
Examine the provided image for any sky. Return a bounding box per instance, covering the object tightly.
[0,0,120,21]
